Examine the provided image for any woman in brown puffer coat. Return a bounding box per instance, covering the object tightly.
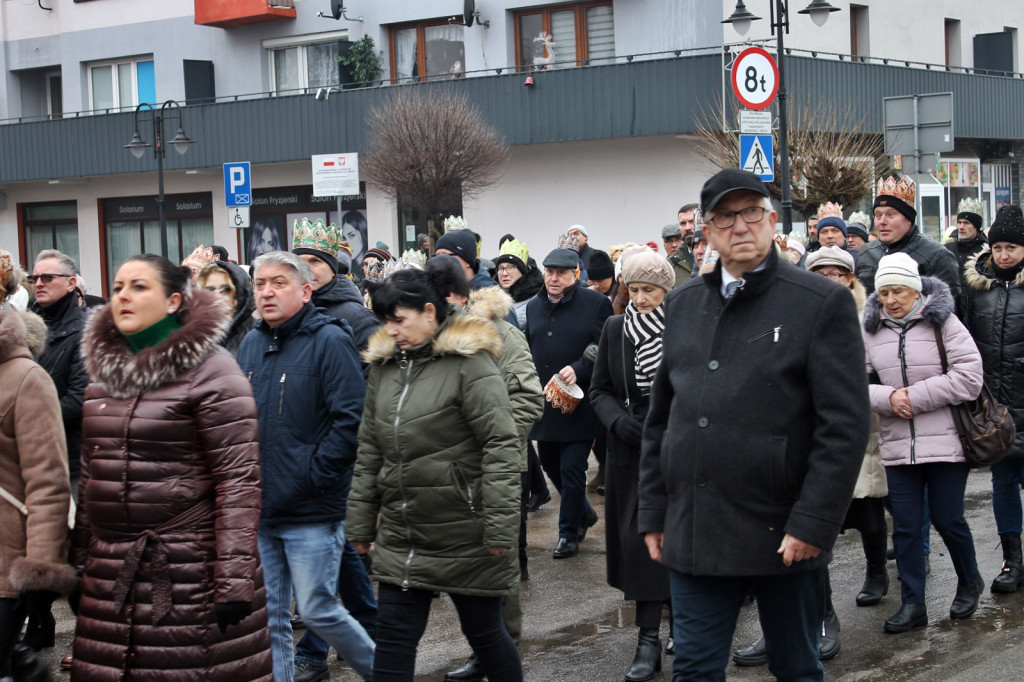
[71,254,271,681]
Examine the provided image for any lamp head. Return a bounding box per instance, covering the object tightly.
[124,131,150,159]
[723,1,761,36]
[798,0,840,27]
[170,126,194,155]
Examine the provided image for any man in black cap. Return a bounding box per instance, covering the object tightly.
[436,228,498,290]
[525,246,612,559]
[690,229,709,277]
[638,168,869,680]
[587,250,617,299]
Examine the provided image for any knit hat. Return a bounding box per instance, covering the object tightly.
[805,245,855,273]
[874,176,917,224]
[957,197,985,232]
[435,229,479,269]
[816,202,847,237]
[588,250,615,281]
[568,224,588,238]
[785,239,806,257]
[363,246,394,264]
[494,238,530,274]
[874,252,922,292]
[620,245,675,292]
[845,210,870,242]
[336,242,353,274]
[693,229,707,243]
[292,217,342,274]
[988,205,1024,247]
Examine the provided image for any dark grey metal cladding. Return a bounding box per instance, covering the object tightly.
[2,53,1023,184]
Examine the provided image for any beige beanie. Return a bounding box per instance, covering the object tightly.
[620,245,676,292]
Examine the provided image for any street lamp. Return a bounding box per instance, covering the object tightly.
[124,100,196,258]
[723,0,840,234]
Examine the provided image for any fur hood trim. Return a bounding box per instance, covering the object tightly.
[362,312,503,365]
[9,557,79,596]
[0,309,28,363]
[863,276,955,333]
[466,286,514,322]
[964,245,1024,291]
[20,311,49,359]
[851,278,867,315]
[83,288,230,399]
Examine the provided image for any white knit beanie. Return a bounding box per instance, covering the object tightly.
[874,252,922,292]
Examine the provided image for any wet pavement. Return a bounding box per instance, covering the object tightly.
[38,461,1024,680]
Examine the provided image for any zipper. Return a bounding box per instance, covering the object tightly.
[278,373,286,417]
[897,328,916,464]
[393,352,416,590]
[746,326,782,344]
[452,463,479,519]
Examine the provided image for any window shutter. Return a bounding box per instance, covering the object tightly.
[586,5,615,61]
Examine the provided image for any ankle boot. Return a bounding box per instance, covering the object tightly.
[819,589,840,661]
[950,571,984,620]
[9,642,51,682]
[884,603,927,633]
[624,627,661,682]
[856,527,890,606]
[20,610,55,651]
[991,533,1024,594]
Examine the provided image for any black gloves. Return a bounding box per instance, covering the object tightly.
[24,590,58,612]
[614,415,644,449]
[214,602,253,634]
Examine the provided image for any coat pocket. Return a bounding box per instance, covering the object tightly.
[767,436,798,505]
[451,462,480,519]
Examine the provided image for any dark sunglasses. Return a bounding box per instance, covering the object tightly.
[27,273,71,284]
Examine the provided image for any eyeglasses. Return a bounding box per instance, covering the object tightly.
[496,265,518,274]
[27,273,71,284]
[204,285,233,295]
[706,206,769,229]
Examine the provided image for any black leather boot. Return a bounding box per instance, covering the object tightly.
[819,595,840,660]
[884,603,927,633]
[991,533,1024,594]
[856,527,890,606]
[624,628,661,681]
[732,636,766,666]
[444,654,486,682]
[950,572,984,620]
[9,642,52,682]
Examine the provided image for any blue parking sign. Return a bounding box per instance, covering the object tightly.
[224,162,251,207]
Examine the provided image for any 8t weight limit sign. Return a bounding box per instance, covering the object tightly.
[731,47,779,111]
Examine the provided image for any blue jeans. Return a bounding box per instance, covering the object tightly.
[886,462,978,604]
[259,521,375,681]
[669,569,824,682]
[537,440,595,541]
[295,541,378,668]
[991,458,1024,535]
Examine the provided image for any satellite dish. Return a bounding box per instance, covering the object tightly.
[330,0,343,20]
[463,0,475,27]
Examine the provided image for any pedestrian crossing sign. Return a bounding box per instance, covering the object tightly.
[739,134,774,182]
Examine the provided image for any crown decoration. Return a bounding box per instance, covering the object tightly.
[401,249,427,268]
[847,210,871,228]
[693,206,705,229]
[293,217,341,257]
[957,197,984,218]
[0,249,13,289]
[362,259,387,283]
[818,202,843,220]
[876,176,916,206]
[443,215,468,232]
[338,241,353,257]
[498,238,530,265]
[557,232,583,252]
[182,245,217,269]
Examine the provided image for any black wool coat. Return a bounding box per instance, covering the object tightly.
[525,284,612,442]
[855,226,962,304]
[638,249,870,577]
[591,314,670,602]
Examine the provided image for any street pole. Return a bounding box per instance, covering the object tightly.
[775,0,793,234]
[154,111,168,259]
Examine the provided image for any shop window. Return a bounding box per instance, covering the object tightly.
[88,57,155,112]
[266,31,347,94]
[389,21,465,83]
[514,2,614,70]
[22,202,79,266]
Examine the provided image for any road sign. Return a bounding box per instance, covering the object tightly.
[739,110,773,134]
[224,162,252,207]
[228,206,250,228]
[731,47,779,111]
[740,134,774,181]
[312,153,359,197]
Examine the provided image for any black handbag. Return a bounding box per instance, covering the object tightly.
[934,325,1016,467]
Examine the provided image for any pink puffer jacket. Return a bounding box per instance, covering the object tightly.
[862,277,983,467]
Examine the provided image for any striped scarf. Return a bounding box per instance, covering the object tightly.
[623,302,666,396]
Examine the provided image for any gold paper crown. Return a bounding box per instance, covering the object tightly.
[876,176,916,206]
[182,245,217,268]
[401,249,427,268]
[818,202,843,220]
[498,238,530,265]
[693,206,704,228]
[443,215,468,232]
[847,210,871,228]
[293,217,340,257]
[957,197,984,217]
[0,249,13,289]
[557,232,583,252]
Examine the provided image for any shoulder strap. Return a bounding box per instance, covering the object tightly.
[933,324,949,374]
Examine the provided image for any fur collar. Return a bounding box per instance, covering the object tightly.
[863,276,955,333]
[851,277,867,315]
[362,311,502,365]
[0,309,28,363]
[964,246,1024,291]
[82,289,229,399]
[465,286,514,322]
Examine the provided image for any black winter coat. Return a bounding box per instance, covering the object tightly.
[638,250,870,576]
[964,248,1024,459]
[212,260,257,356]
[33,292,88,477]
[591,314,670,602]
[855,226,962,305]
[525,284,612,442]
[312,274,380,352]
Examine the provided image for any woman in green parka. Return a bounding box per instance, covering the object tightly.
[347,268,523,682]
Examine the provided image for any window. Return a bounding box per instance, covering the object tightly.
[266,31,348,94]
[47,71,63,119]
[945,19,962,67]
[22,202,79,266]
[850,5,868,62]
[88,57,155,112]
[389,20,465,83]
[514,2,614,70]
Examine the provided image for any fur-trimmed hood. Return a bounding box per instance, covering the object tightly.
[362,310,503,365]
[964,245,1024,291]
[850,277,867,315]
[0,309,48,363]
[82,288,230,399]
[863,275,955,333]
[465,285,514,323]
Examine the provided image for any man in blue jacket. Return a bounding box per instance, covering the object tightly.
[237,251,374,682]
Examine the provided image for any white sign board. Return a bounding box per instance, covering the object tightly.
[739,110,773,134]
[312,153,359,197]
[228,206,250,228]
[731,47,779,111]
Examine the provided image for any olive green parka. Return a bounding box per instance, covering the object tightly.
[347,311,521,596]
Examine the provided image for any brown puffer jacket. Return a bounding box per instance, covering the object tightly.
[72,289,271,681]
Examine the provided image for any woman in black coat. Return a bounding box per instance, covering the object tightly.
[591,246,673,682]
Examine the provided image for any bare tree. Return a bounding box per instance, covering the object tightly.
[692,95,892,218]
[361,87,509,244]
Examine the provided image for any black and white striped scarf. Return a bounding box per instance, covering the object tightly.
[623,302,666,396]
